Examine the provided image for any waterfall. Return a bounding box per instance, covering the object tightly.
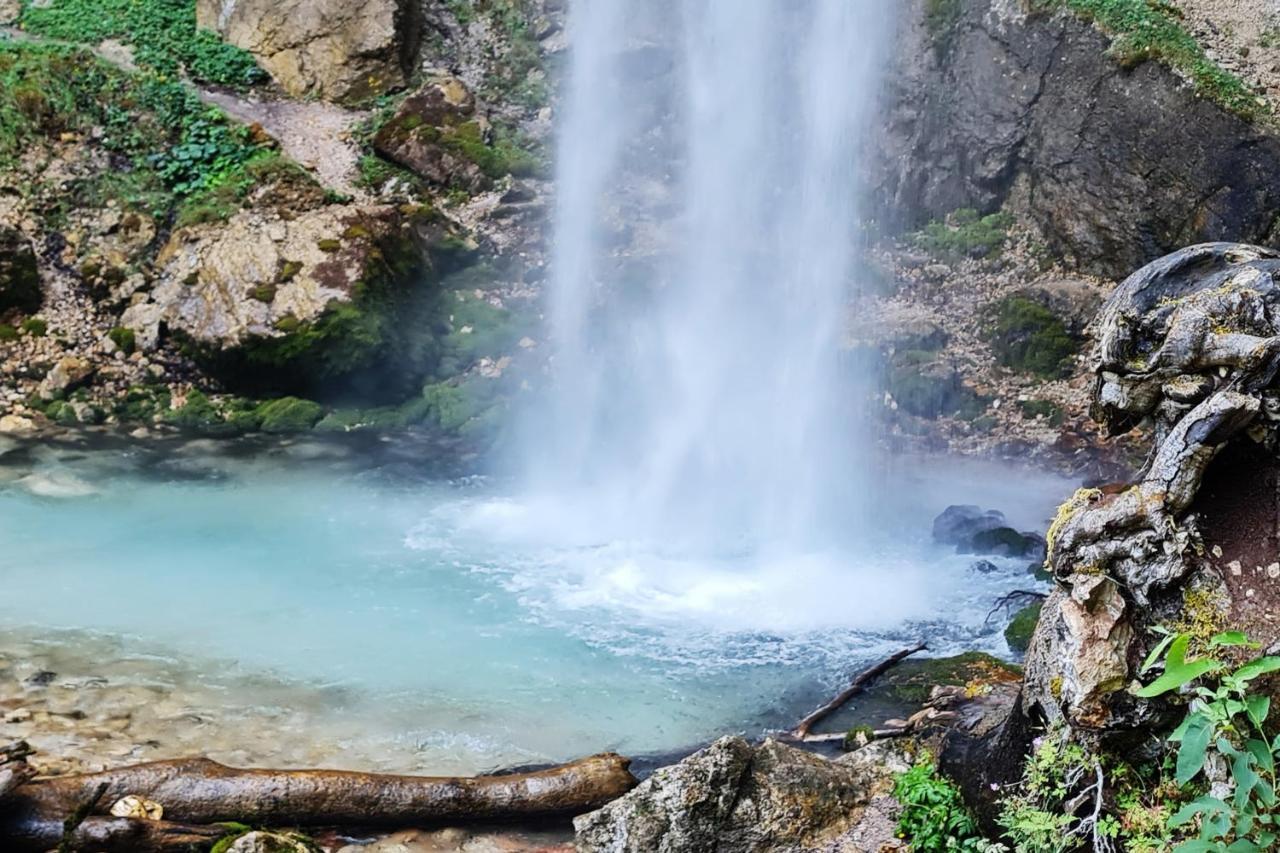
[521,0,894,552]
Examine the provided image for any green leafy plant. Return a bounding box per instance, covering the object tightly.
[894,755,997,852]
[18,0,264,87]
[1138,629,1280,851]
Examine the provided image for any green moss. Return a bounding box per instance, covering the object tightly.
[115,383,171,422]
[1018,398,1064,426]
[107,326,136,354]
[885,348,986,420]
[249,284,277,303]
[1005,602,1044,654]
[924,0,962,57]
[1031,0,1266,121]
[912,208,1014,260]
[21,317,47,337]
[989,296,1079,378]
[879,652,1022,705]
[0,324,17,342]
[256,396,324,433]
[316,238,342,252]
[843,724,876,751]
[277,261,303,283]
[165,388,226,433]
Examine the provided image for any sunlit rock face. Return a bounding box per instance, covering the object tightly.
[195,0,413,103]
[120,203,434,393]
[1025,243,1280,739]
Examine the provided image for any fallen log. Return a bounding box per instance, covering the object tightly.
[787,641,927,740]
[2,752,637,837]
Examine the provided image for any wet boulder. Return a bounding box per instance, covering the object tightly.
[932,504,1006,545]
[574,737,907,853]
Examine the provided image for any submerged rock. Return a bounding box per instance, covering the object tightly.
[932,504,1006,545]
[573,737,907,853]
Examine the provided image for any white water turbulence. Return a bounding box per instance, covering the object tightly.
[522,1,894,550]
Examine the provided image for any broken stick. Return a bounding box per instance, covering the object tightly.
[788,641,927,740]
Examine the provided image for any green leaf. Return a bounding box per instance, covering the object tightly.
[1247,695,1272,730]
[1246,737,1275,776]
[1138,658,1221,697]
[1144,631,1180,673]
[1169,795,1231,827]
[1177,717,1215,784]
[1235,656,1280,684]
[1226,841,1263,853]
[1211,631,1259,649]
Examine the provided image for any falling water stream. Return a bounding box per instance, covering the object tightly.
[0,2,1076,776]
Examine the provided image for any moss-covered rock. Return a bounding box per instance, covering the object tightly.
[371,77,545,191]
[885,348,986,420]
[256,397,324,433]
[1005,602,1044,654]
[123,204,440,398]
[0,226,41,314]
[989,296,1080,378]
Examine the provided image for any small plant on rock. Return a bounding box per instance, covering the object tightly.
[894,754,1000,852]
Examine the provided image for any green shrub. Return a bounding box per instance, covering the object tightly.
[1032,0,1265,120]
[989,297,1079,378]
[18,0,265,88]
[912,208,1014,260]
[894,756,991,852]
[924,0,962,56]
[0,323,18,342]
[21,317,47,336]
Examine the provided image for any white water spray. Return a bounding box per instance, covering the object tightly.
[523,1,895,550]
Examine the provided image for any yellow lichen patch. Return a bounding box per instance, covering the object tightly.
[1050,675,1064,700]
[1046,488,1104,567]
[1175,583,1229,655]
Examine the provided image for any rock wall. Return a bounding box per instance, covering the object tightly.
[874,0,1280,277]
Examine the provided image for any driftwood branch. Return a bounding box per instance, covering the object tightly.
[788,642,927,739]
[984,590,1047,626]
[2,751,636,848]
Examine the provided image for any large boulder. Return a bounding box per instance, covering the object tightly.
[1025,243,1280,741]
[573,737,908,853]
[196,0,413,103]
[120,203,434,394]
[0,226,41,315]
[372,77,488,191]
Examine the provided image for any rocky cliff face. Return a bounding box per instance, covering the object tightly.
[875,0,1280,277]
